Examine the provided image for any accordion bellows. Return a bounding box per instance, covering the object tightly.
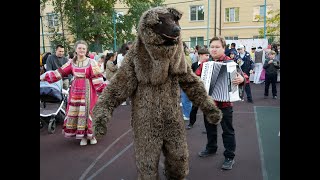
[201,61,241,102]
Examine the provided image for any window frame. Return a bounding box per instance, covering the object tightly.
[260,5,265,17]
[115,11,124,23]
[225,36,238,40]
[47,12,59,28]
[190,5,205,21]
[190,36,204,48]
[224,7,239,22]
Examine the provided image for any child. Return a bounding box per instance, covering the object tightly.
[186,48,210,129]
[263,50,280,99]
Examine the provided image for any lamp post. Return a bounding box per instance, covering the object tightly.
[214,0,217,37]
[219,0,221,35]
[113,10,117,51]
[59,2,66,51]
[263,0,267,39]
[207,0,210,46]
[40,15,45,53]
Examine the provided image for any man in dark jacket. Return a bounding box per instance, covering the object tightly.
[46,45,70,89]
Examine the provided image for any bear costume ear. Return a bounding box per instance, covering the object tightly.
[167,7,182,20]
[142,10,158,28]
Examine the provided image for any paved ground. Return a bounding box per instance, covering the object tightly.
[40,82,280,180]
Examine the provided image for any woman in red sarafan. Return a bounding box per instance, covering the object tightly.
[40,40,107,146]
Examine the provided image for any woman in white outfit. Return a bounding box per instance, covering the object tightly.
[253,46,265,84]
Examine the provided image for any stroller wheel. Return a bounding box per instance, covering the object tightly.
[48,118,56,134]
[56,111,65,123]
[40,121,43,129]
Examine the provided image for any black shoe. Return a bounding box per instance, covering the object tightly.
[273,96,277,99]
[186,124,193,130]
[247,99,253,103]
[198,149,216,157]
[221,158,235,170]
[202,130,207,134]
[264,95,268,99]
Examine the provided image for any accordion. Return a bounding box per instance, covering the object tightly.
[200,60,242,102]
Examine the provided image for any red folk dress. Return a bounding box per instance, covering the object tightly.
[44,58,107,139]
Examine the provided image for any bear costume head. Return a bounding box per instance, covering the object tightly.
[138,7,182,46]
[134,7,187,81]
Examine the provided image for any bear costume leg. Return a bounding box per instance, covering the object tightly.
[134,129,188,180]
[134,134,162,180]
[162,129,189,180]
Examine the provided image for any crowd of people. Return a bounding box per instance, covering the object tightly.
[40,36,279,170]
[180,39,280,170]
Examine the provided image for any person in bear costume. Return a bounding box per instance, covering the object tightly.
[93,7,223,179]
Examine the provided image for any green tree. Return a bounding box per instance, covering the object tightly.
[256,9,280,43]
[49,0,72,54]
[41,0,165,53]
[121,0,164,31]
[60,0,116,53]
[115,0,164,49]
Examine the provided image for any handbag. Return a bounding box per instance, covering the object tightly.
[259,68,266,80]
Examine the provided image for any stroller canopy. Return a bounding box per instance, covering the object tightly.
[40,72,63,102]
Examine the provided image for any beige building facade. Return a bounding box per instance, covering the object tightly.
[40,0,279,53]
[163,0,279,48]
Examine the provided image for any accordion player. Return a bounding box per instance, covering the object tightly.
[200,60,244,102]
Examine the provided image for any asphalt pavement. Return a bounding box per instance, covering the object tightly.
[40,82,280,180]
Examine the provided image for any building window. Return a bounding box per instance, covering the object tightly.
[260,5,265,17]
[225,36,238,40]
[190,37,204,48]
[253,5,272,21]
[190,5,204,21]
[225,7,239,22]
[47,13,59,27]
[115,11,124,23]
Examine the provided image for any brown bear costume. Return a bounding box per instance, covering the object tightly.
[93,7,222,180]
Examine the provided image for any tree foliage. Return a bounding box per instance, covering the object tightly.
[122,0,164,31]
[41,0,165,52]
[256,9,280,43]
[115,0,164,49]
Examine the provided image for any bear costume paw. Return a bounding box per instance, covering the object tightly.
[205,107,223,125]
[93,107,112,138]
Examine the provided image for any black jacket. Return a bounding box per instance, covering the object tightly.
[235,51,254,75]
[191,61,200,73]
[263,59,280,75]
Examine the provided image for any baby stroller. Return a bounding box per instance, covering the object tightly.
[40,74,68,134]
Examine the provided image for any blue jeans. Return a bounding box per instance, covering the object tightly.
[181,90,192,118]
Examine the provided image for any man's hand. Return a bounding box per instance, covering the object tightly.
[232,73,244,85]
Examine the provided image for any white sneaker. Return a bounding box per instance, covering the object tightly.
[183,116,190,121]
[90,137,97,145]
[80,138,87,146]
[121,102,127,105]
[180,103,183,107]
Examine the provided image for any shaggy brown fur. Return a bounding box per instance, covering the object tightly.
[93,6,222,180]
